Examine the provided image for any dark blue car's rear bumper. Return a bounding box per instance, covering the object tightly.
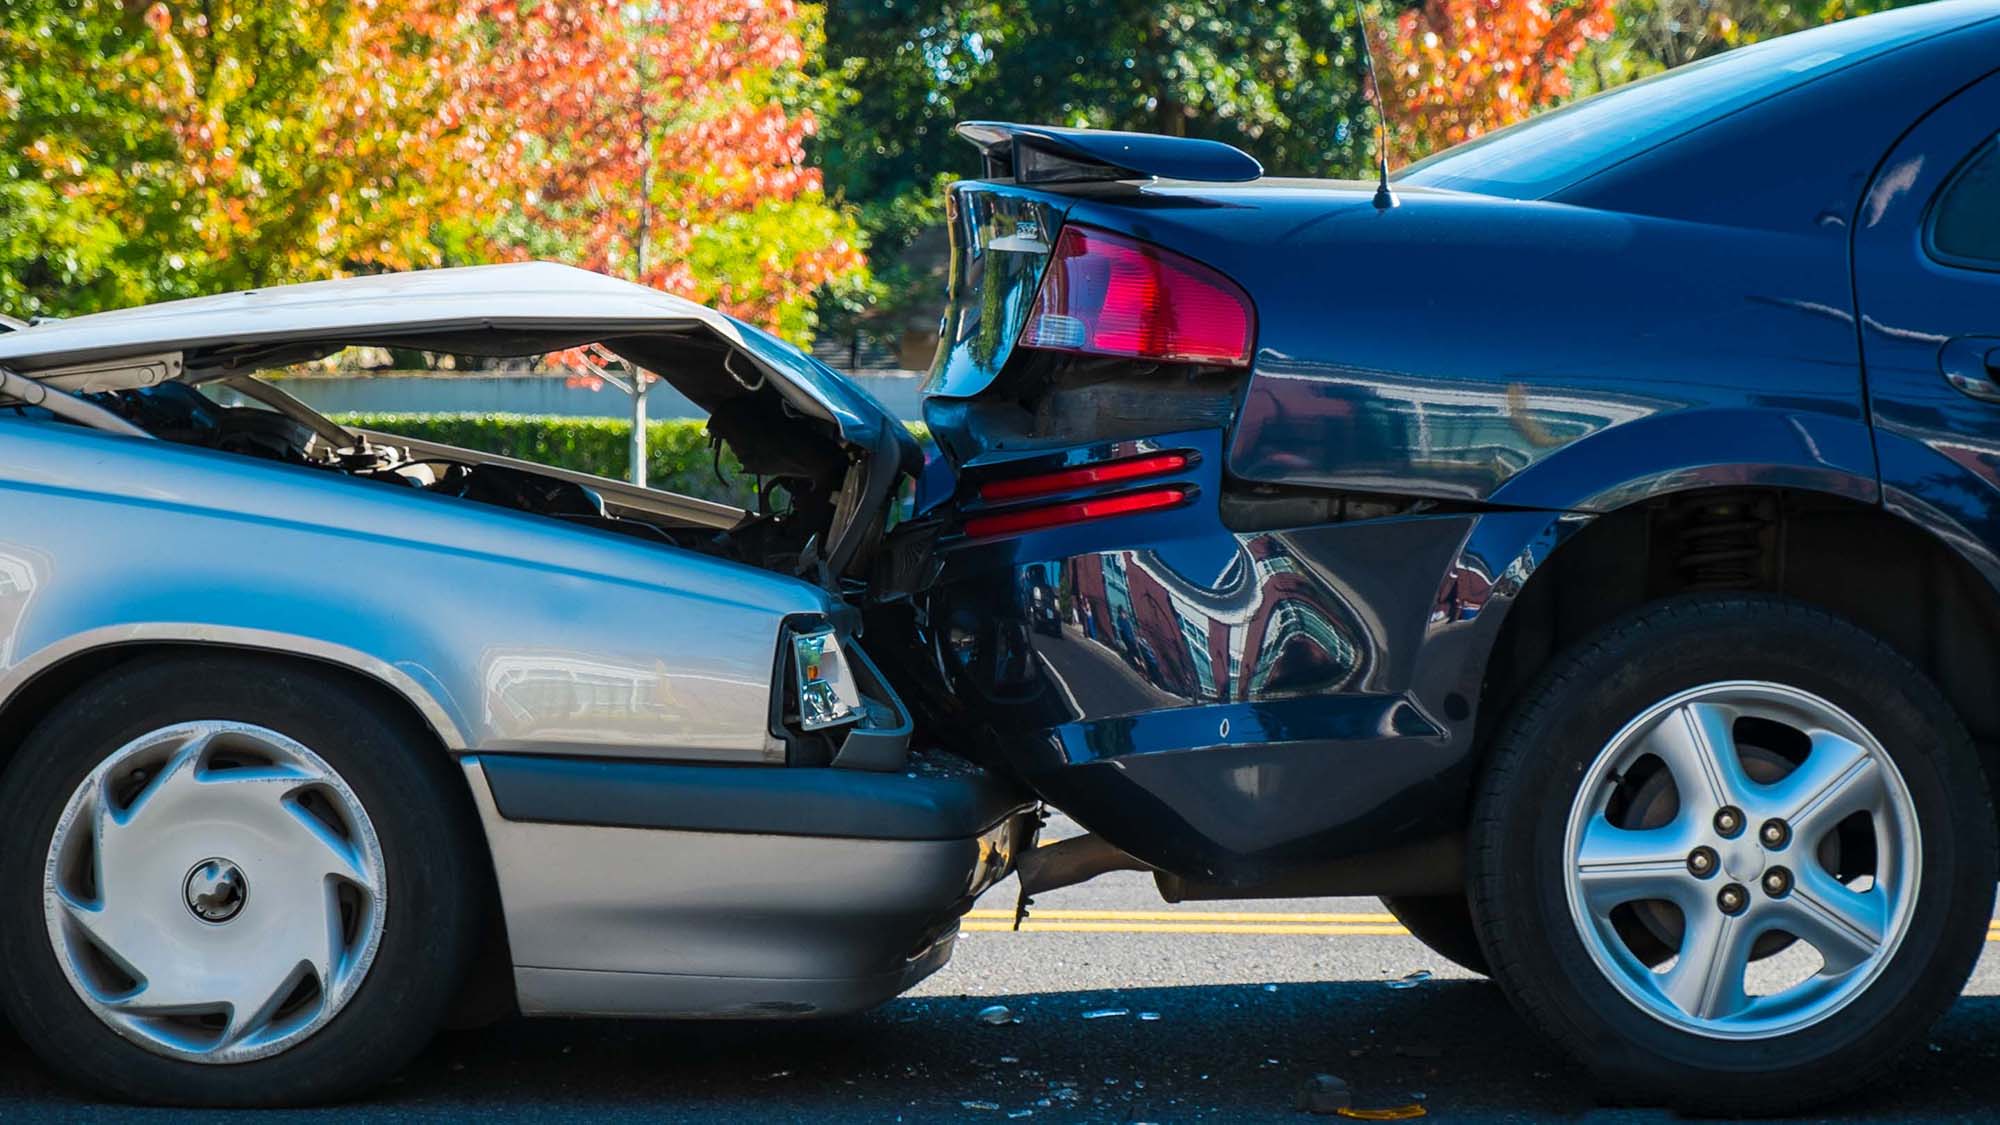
[880,426,1577,886]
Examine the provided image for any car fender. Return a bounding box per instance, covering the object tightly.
[1483,405,1880,513]
[0,420,838,763]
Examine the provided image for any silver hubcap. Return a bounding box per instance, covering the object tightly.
[43,722,387,1062]
[1563,681,1920,1039]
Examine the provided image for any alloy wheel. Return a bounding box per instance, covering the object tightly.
[1562,681,1920,1039]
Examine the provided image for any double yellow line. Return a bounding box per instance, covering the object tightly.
[965,911,2000,940]
[962,908,1408,936]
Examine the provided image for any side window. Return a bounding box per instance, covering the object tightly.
[1929,138,2000,270]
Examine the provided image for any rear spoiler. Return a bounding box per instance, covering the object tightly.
[0,314,26,333]
[955,121,1262,185]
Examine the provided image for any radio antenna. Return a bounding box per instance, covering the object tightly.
[1349,0,1399,210]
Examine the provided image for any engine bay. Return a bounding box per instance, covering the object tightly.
[90,379,851,577]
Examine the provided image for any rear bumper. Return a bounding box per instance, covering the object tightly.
[461,754,1036,1018]
[888,430,1571,885]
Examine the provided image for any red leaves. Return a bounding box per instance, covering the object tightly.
[1380,0,1616,159]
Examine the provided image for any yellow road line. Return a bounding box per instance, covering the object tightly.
[954,912,2000,938]
[964,922,1412,935]
[965,909,1399,924]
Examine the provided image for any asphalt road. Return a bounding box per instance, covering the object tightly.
[5,817,2000,1122]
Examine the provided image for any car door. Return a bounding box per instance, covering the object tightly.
[1855,70,2000,582]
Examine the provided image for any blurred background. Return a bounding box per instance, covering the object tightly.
[0,0,1911,476]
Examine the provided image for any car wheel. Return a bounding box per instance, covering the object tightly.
[0,654,483,1106]
[1470,594,1997,1115]
[1380,894,1488,976]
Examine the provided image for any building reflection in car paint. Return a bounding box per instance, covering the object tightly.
[483,650,776,759]
[1010,532,1374,726]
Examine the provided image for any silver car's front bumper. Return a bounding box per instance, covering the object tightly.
[460,755,1036,1019]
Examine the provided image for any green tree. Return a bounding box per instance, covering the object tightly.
[0,0,490,319]
[1,0,866,346]
[820,0,1375,343]
[1572,0,1919,95]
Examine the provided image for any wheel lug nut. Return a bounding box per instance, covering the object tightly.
[1717,883,1749,915]
[1713,806,1744,837]
[1763,866,1792,898]
[1760,818,1790,849]
[1687,846,1718,878]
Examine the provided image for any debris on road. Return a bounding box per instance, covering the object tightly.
[1080,1007,1130,1019]
[1384,970,1433,990]
[978,1004,1017,1025]
[1296,1073,1353,1114]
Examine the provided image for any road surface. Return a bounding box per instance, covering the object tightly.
[4,816,1998,1121]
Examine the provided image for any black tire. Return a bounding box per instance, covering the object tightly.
[1380,894,1489,976]
[0,653,484,1106]
[1470,594,1997,1116]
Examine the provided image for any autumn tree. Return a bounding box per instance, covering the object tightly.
[1,0,864,345]
[1,0,481,318]
[454,1,864,342]
[1377,0,1617,160]
[1569,0,1919,96]
[821,0,1372,344]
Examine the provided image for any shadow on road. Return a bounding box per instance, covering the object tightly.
[3,981,1998,1121]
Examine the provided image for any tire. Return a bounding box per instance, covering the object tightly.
[1470,594,1997,1116]
[0,653,483,1106]
[1380,894,1489,976]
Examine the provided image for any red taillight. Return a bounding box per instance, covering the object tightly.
[978,451,1191,502]
[1020,225,1254,368]
[963,487,1190,538]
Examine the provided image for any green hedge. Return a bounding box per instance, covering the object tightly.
[333,413,762,508]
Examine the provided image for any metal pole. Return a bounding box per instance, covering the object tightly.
[629,13,655,487]
[630,372,647,489]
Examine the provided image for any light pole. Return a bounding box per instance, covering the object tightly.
[626,9,660,487]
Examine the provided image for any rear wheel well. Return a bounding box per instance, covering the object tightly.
[0,642,516,1022]
[1481,488,2000,765]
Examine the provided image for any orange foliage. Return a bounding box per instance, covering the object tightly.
[105,1,858,340]
[1379,0,1616,160]
[446,1,864,333]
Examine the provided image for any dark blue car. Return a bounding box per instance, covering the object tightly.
[870,0,2000,1112]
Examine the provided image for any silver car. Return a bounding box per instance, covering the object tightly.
[0,263,1035,1106]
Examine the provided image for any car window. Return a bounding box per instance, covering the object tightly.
[1929,138,2000,270]
[1395,4,1982,199]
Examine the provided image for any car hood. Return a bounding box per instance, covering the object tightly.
[0,261,905,454]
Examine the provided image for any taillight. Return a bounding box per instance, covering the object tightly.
[963,487,1191,539]
[978,451,1191,502]
[1020,225,1254,367]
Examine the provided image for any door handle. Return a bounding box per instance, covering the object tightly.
[1939,335,2000,402]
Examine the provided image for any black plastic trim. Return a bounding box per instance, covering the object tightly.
[955,121,1263,184]
[480,754,1034,841]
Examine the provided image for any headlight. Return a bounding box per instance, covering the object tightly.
[790,627,862,731]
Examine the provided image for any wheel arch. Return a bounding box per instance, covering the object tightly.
[0,626,468,755]
[0,638,517,1023]
[1472,484,2000,791]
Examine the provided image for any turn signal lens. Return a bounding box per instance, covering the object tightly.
[789,628,861,731]
[977,452,1191,502]
[963,487,1190,538]
[1021,225,1254,367]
